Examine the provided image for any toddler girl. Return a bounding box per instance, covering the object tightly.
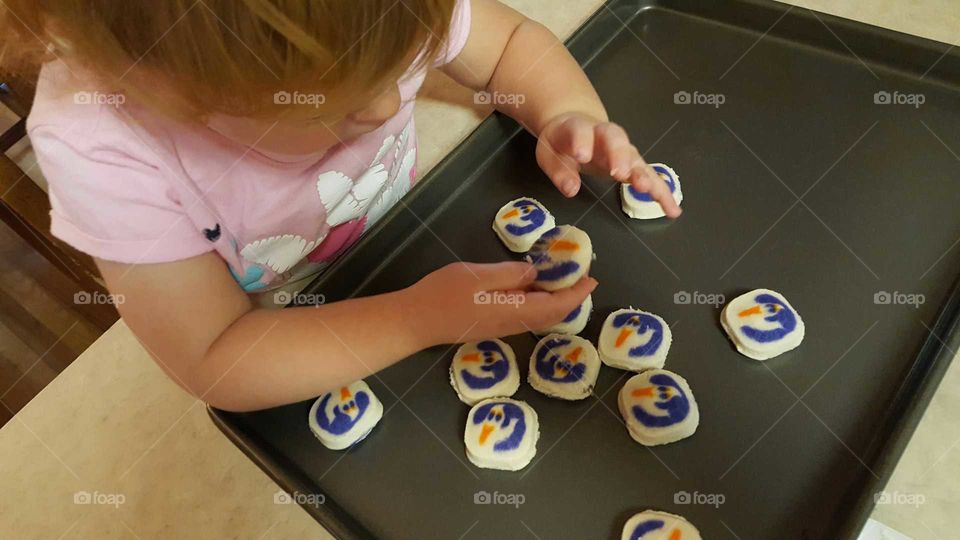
[3,0,679,410]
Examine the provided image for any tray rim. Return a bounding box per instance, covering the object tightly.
[209,1,960,538]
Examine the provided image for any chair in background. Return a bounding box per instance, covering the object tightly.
[0,68,117,331]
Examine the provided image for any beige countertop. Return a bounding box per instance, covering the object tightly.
[2,1,958,538]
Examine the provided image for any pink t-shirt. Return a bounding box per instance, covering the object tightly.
[28,1,471,292]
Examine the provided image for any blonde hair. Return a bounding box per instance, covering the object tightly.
[0,0,456,121]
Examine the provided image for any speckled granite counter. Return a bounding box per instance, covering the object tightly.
[1,1,957,538]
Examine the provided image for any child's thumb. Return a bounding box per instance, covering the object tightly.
[472,261,537,291]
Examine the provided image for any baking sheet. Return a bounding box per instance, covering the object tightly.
[210,1,960,538]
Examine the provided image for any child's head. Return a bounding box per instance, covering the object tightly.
[2,0,456,153]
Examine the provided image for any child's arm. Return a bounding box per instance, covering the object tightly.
[442,0,681,217]
[98,253,595,411]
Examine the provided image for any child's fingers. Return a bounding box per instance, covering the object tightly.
[520,276,598,329]
[549,116,595,164]
[631,162,682,218]
[593,123,634,181]
[545,276,597,311]
[536,140,582,197]
[470,261,537,290]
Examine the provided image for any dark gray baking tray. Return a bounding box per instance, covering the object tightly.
[209,1,960,538]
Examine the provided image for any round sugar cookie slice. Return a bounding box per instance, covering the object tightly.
[721,288,804,360]
[529,225,593,291]
[537,294,592,335]
[528,334,600,400]
[464,398,539,471]
[618,369,699,446]
[621,163,683,220]
[598,308,672,371]
[492,197,556,252]
[309,380,384,450]
[621,510,702,540]
[449,339,520,405]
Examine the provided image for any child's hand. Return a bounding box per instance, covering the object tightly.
[535,112,682,218]
[403,261,597,346]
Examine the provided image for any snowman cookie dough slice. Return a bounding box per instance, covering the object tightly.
[529,225,593,291]
[621,163,683,220]
[598,308,672,371]
[309,380,384,450]
[537,294,592,335]
[449,339,520,405]
[621,510,702,540]
[721,288,804,360]
[528,334,601,400]
[492,197,556,252]
[464,398,539,471]
[618,369,698,446]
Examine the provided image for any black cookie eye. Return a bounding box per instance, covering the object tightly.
[484,358,492,363]
[342,405,349,411]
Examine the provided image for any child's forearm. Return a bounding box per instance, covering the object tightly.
[445,2,680,211]
[195,290,424,411]
[488,19,608,134]
[101,255,590,414]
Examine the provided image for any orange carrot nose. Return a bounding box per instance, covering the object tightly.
[565,347,583,363]
[462,353,480,362]
[738,305,762,318]
[631,386,655,398]
[501,209,519,219]
[479,423,495,445]
[668,529,681,540]
[340,387,352,400]
[548,240,580,252]
[615,328,633,348]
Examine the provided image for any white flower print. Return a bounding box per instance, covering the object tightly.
[239,234,320,274]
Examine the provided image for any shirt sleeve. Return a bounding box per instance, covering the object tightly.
[30,126,213,265]
[432,0,473,67]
